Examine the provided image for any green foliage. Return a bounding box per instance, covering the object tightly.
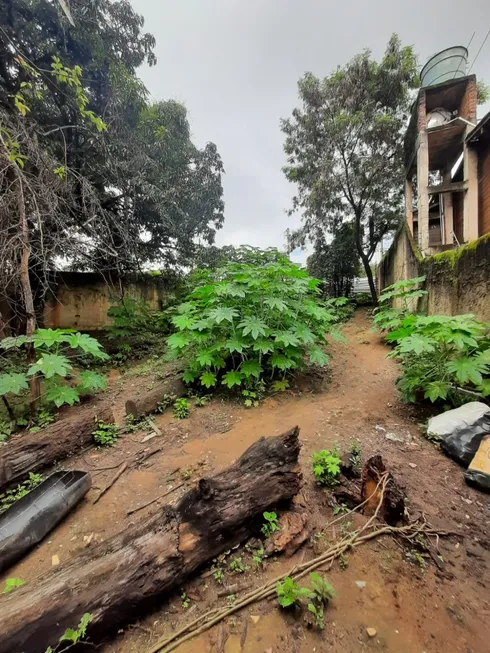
[45,613,92,652]
[307,224,361,299]
[173,398,190,419]
[2,577,25,594]
[0,328,108,411]
[261,511,280,538]
[312,449,341,486]
[107,297,155,339]
[0,472,44,513]
[276,577,313,608]
[229,556,249,573]
[252,548,265,567]
[156,394,178,413]
[387,313,490,404]
[212,568,225,584]
[349,441,362,475]
[167,259,335,391]
[282,35,419,302]
[92,422,118,447]
[181,592,190,609]
[373,276,427,332]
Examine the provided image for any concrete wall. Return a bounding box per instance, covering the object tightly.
[379,222,490,321]
[479,145,490,237]
[42,272,170,331]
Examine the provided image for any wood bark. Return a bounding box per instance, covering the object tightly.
[0,401,114,490]
[361,455,405,526]
[125,375,186,418]
[0,427,301,653]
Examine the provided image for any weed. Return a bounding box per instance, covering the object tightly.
[45,612,92,652]
[339,552,349,570]
[193,396,209,407]
[212,568,225,584]
[166,259,337,391]
[332,503,349,516]
[307,601,324,629]
[252,548,265,568]
[261,511,279,538]
[311,449,341,486]
[173,398,190,419]
[229,556,249,573]
[155,393,176,413]
[180,469,192,481]
[242,389,260,408]
[0,472,44,513]
[92,421,118,446]
[310,573,336,603]
[349,440,362,475]
[124,413,145,434]
[2,577,25,593]
[226,594,236,607]
[0,418,13,442]
[180,591,190,609]
[276,577,313,608]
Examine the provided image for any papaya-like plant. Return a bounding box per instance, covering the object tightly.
[166,258,341,390]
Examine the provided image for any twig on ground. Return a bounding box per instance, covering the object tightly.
[92,462,128,504]
[126,482,184,516]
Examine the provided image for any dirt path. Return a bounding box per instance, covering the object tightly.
[3,310,490,653]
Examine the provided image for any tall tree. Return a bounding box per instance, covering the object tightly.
[307,223,360,298]
[282,35,418,304]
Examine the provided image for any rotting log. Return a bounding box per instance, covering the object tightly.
[361,455,405,526]
[0,426,301,653]
[125,375,185,418]
[0,401,113,491]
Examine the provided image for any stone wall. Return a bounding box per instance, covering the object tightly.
[379,222,490,321]
[42,272,170,331]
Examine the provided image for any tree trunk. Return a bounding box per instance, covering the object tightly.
[0,401,114,491]
[361,255,378,306]
[125,375,185,418]
[15,168,40,415]
[0,427,302,653]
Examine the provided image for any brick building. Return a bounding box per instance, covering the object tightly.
[404,49,490,254]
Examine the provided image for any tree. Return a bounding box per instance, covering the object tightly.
[306,223,360,298]
[282,35,418,304]
[0,0,225,323]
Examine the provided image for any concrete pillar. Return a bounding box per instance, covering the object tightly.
[463,141,479,242]
[405,179,413,233]
[417,131,429,252]
[442,170,454,246]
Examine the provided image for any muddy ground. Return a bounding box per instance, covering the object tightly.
[3,309,490,652]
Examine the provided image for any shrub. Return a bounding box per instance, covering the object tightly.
[261,511,280,537]
[0,328,108,413]
[166,259,340,391]
[173,398,190,419]
[92,422,118,446]
[373,276,427,332]
[387,313,490,403]
[276,577,313,608]
[312,449,341,486]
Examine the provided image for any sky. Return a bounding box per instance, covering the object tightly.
[130,0,490,265]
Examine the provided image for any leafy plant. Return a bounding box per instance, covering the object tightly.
[312,449,341,486]
[229,556,249,573]
[386,313,490,404]
[349,441,362,475]
[242,389,260,407]
[173,398,190,419]
[0,329,108,413]
[45,613,92,653]
[0,472,44,513]
[92,421,118,446]
[2,577,25,594]
[276,577,313,608]
[166,259,338,392]
[212,568,225,584]
[373,277,427,333]
[252,548,265,568]
[261,511,280,538]
[156,394,177,413]
[181,591,190,609]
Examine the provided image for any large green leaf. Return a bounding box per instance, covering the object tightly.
[208,307,239,324]
[0,335,32,350]
[32,328,72,349]
[196,350,214,367]
[397,335,435,355]
[200,371,217,388]
[0,373,29,396]
[308,348,330,366]
[182,369,198,384]
[27,353,71,378]
[274,330,300,347]
[477,379,490,397]
[221,370,243,388]
[240,359,262,379]
[270,354,296,370]
[264,297,288,312]
[224,337,246,354]
[67,333,109,359]
[239,317,268,340]
[423,381,450,402]
[167,332,190,349]
[46,384,80,407]
[252,339,275,354]
[446,357,488,385]
[293,325,315,344]
[171,314,196,330]
[77,371,107,392]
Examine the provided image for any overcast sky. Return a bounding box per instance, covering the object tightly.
[130,0,490,263]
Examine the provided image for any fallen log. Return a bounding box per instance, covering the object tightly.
[0,401,113,491]
[361,455,405,526]
[0,426,301,653]
[125,375,185,418]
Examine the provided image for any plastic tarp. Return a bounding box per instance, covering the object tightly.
[427,402,490,466]
[0,470,91,572]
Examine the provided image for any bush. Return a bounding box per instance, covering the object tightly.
[166,259,340,391]
[311,449,341,486]
[373,276,427,332]
[387,313,490,403]
[92,421,118,446]
[0,329,108,412]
